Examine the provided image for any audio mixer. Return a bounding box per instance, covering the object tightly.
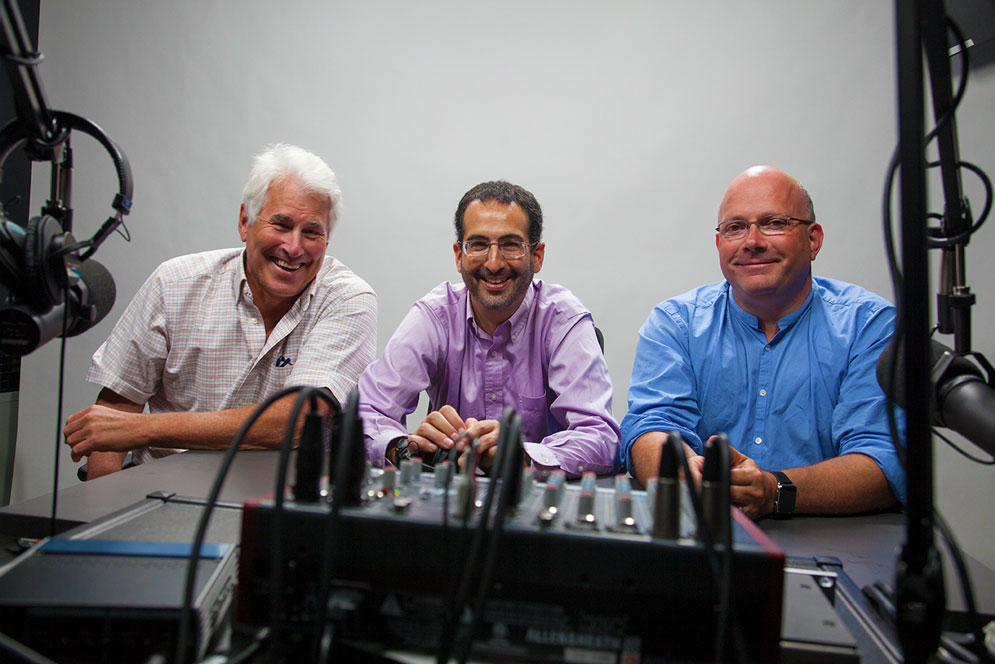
[238,461,785,663]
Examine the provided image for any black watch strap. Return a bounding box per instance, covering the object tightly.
[772,470,796,518]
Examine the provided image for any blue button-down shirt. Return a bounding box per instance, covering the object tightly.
[621,277,906,503]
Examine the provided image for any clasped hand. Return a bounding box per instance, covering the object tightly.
[683,435,776,520]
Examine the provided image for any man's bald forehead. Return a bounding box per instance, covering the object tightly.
[718,165,814,221]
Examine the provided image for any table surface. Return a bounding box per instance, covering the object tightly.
[2,449,991,615]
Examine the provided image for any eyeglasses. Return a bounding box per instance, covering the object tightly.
[461,239,534,259]
[715,216,814,240]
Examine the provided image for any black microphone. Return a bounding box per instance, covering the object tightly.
[65,258,116,336]
[0,257,116,355]
[651,432,682,540]
[698,433,731,544]
[877,338,995,458]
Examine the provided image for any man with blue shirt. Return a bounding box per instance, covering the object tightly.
[621,166,904,518]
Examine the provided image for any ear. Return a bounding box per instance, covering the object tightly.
[808,222,824,260]
[238,204,250,242]
[531,242,545,273]
[453,241,463,273]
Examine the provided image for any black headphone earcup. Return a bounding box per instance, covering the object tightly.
[25,215,65,309]
[0,222,24,289]
[0,247,21,288]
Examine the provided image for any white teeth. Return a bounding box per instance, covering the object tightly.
[274,258,303,271]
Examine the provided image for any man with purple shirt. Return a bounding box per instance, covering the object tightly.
[359,181,619,476]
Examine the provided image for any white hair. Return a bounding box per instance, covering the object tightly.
[241,143,342,231]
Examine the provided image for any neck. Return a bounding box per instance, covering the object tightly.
[732,278,813,342]
[470,299,511,336]
[259,301,294,339]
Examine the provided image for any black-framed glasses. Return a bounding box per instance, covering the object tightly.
[461,239,534,259]
[715,216,814,240]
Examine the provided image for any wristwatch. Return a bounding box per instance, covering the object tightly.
[772,471,796,518]
[391,437,412,466]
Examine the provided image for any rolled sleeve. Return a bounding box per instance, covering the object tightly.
[832,304,907,503]
[620,304,704,475]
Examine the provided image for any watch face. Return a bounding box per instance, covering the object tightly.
[773,471,796,515]
[393,439,411,464]
[777,483,796,514]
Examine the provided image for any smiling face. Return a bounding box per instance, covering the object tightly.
[238,177,329,323]
[454,199,545,335]
[716,166,823,321]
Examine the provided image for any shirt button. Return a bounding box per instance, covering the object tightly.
[512,334,517,341]
[754,437,762,445]
[765,345,771,351]
[759,389,767,396]
[490,393,497,401]
[490,350,497,357]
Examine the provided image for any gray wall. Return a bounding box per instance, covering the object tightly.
[11,2,994,568]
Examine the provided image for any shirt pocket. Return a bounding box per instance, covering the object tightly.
[516,393,550,442]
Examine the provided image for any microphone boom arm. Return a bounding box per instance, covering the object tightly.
[1,0,133,261]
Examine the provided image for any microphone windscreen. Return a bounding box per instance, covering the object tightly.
[67,259,116,337]
[876,339,904,407]
[876,337,982,409]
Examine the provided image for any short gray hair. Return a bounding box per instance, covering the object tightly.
[241,144,342,231]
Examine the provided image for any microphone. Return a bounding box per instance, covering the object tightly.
[698,434,731,544]
[0,257,116,355]
[877,338,995,457]
[651,432,682,540]
[65,258,116,336]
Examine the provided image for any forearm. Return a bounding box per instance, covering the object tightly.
[774,453,898,515]
[629,431,700,486]
[84,452,128,479]
[137,394,321,450]
[630,431,669,486]
[84,390,142,478]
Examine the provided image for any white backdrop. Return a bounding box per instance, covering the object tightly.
[11,2,994,568]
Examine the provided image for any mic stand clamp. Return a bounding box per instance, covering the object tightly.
[895,543,945,663]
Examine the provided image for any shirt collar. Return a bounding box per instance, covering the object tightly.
[233,250,250,305]
[233,249,323,313]
[507,280,536,340]
[464,279,537,341]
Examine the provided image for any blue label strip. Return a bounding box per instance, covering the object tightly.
[38,538,231,559]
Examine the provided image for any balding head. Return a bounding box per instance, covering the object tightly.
[718,165,814,226]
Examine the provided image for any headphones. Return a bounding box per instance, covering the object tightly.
[0,110,132,355]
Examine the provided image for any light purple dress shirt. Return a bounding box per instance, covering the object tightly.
[358,279,620,476]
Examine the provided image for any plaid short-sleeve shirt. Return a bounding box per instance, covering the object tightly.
[88,248,377,463]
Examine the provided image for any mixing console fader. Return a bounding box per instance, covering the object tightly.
[239,466,785,663]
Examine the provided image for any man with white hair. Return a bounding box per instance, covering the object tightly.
[64,144,377,478]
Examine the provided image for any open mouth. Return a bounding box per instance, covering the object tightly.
[480,274,511,291]
[272,257,304,272]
